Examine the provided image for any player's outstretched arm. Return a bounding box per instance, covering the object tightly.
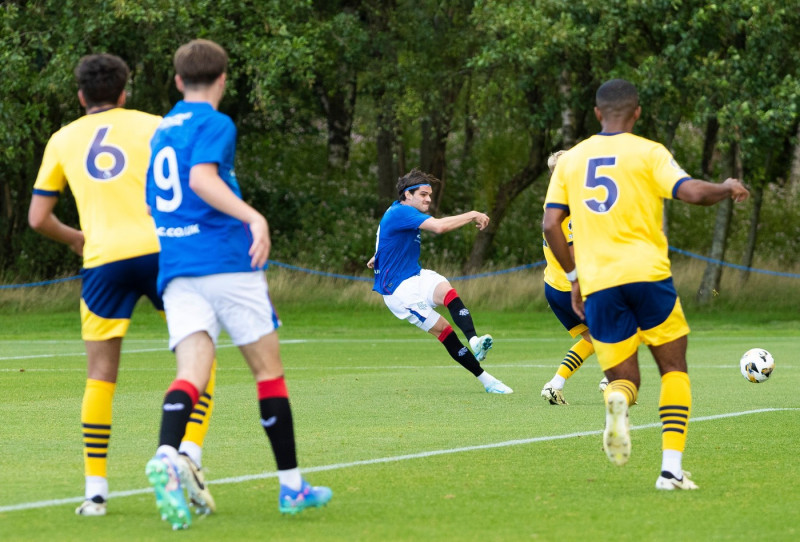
[189,163,271,269]
[676,178,750,206]
[419,211,489,234]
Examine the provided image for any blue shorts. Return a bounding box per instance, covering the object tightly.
[80,253,163,340]
[584,277,690,370]
[544,283,588,338]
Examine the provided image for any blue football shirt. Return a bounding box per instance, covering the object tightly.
[372,201,431,294]
[146,101,255,294]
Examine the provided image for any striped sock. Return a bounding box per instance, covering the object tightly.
[603,379,638,406]
[181,358,216,465]
[556,338,594,381]
[659,371,691,453]
[81,379,115,480]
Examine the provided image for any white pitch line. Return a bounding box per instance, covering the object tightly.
[0,340,315,361]
[0,335,793,361]
[1,362,793,373]
[1,407,797,513]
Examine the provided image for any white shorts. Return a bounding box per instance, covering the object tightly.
[382,269,447,332]
[162,271,280,350]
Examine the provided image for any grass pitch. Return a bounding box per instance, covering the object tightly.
[1,283,799,541]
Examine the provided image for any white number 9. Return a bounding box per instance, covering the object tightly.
[153,147,183,212]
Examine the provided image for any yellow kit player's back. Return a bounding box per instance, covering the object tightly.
[548,132,691,295]
[33,108,161,267]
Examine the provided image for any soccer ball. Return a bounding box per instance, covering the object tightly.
[739,348,775,383]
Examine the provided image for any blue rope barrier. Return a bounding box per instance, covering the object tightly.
[0,275,81,290]
[266,260,372,282]
[450,261,546,281]
[1,251,797,290]
[667,246,800,279]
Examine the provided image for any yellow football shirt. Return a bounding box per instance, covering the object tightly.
[33,108,162,268]
[544,132,691,296]
[542,214,572,292]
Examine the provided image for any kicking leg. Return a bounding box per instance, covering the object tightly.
[427,314,512,394]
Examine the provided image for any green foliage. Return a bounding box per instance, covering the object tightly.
[2,0,800,281]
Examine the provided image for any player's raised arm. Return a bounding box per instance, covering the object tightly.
[419,211,490,234]
[676,177,750,206]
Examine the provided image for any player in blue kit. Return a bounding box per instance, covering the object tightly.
[368,169,513,394]
[28,53,215,517]
[144,39,331,530]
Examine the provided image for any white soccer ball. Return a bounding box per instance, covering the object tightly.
[739,348,775,383]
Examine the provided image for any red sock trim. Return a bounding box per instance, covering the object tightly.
[438,325,454,342]
[443,288,459,306]
[258,377,289,399]
[168,379,199,405]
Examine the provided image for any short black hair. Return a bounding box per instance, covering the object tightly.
[595,79,639,119]
[74,54,129,108]
[396,168,440,200]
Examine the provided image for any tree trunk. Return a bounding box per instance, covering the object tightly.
[466,132,547,271]
[376,101,399,213]
[701,116,719,177]
[696,143,741,304]
[315,76,357,171]
[739,183,763,284]
[420,80,462,215]
[790,122,800,188]
[558,69,576,149]
[462,74,474,165]
[420,113,451,215]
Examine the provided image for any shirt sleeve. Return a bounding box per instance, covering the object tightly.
[32,135,67,195]
[389,204,430,233]
[650,143,691,200]
[190,115,236,168]
[544,162,569,210]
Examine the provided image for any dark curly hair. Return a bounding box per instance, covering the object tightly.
[74,54,129,108]
[396,168,440,200]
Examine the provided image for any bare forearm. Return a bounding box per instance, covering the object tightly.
[544,228,574,272]
[31,214,81,245]
[422,211,489,234]
[433,213,475,233]
[542,208,574,273]
[190,172,263,225]
[677,178,750,206]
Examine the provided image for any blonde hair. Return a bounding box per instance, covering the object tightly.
[547,150,566,173]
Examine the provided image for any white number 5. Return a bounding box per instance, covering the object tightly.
[153,147,183,212]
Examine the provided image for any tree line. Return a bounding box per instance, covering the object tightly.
[2,1,799,303]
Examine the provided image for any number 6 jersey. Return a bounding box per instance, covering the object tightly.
[544,132,691,296]
[33,108,162,268]
[146,100,254,295]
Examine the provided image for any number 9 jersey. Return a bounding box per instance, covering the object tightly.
[544,132,691,296]
[146,101,254,296]
[33,108,162,268]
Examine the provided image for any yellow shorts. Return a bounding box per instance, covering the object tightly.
[80,253,162,341]
[585,279,690,371]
